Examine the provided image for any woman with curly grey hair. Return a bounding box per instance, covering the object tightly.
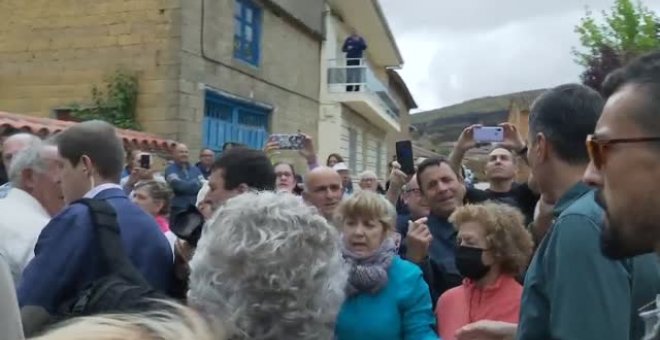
[187,191,347,340]
[334,191,438,340]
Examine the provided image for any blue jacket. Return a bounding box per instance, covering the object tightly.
[518,182,660,340]
[342,36,367,59]
[18,188,174,313]
[164,162,203,211]
[335,256,439,340]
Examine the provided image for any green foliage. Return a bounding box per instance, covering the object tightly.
[71,70,141,130]
[574,0,660,66]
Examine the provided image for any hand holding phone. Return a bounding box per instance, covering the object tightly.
[395,140,415,175]
[268,134,305,150]
[139,153,151,169]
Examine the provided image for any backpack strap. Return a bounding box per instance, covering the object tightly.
[74,198,148,287]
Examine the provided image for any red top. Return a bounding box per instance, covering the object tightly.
[435,275,522,340]
[155,215,170,233]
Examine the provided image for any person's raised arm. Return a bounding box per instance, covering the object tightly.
[385,162,406,205]
[449,125,479,174]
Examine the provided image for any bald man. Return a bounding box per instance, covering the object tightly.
[0,133,41,195]
[165,143,204,216]
[302,167,343,221]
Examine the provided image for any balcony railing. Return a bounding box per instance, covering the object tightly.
[327,58,400,119]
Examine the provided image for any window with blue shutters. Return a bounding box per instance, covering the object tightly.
[203,90,270,151]
[233,0,261,66]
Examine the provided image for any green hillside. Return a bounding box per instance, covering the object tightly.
[410,89,546,151]
[411,89,546,125]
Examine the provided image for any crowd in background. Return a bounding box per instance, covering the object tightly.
[1,47,660,340]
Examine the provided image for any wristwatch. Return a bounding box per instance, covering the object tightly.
[516,145,528,157]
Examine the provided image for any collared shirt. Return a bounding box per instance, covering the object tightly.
[0,188,50,284]
[518,182,660,340]
[83,183,124,199]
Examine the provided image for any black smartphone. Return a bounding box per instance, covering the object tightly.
[395,140,415,175]
[139,153,151,169]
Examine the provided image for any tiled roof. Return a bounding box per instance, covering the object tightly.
[0,111,177,153]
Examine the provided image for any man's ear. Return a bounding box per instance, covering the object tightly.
[535,133,549,163]
[80,155,94,176]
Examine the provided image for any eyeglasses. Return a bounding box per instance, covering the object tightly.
[586,134,660,169]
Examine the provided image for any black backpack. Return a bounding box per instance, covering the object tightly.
[57,198,169,317]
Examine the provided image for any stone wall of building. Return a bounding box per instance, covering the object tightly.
[176,0,322,171]
[0,0,183,140]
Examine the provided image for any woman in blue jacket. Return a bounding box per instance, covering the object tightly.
[334,191,439,340]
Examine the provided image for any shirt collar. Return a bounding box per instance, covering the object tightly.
[553,181,592,217]
[84,183,124,199]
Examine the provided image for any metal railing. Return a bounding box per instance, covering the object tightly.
[327,58,400,119]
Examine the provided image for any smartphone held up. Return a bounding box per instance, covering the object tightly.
[473,126,504,143]
[268,133,305,150]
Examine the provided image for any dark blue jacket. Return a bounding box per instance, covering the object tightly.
[342,36,367,59]
[164,162,203,211]
[18,188,174,313]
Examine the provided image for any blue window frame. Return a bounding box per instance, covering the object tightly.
[233,0,261,66]
[203,90,270,151]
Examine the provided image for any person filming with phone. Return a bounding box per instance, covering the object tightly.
[121,151,164,195]
[449,124,538,224]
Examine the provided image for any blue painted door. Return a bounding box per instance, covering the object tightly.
[203,90,269,151]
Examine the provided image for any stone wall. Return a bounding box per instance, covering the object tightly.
[0,0,182,140]
[177,0,322,171]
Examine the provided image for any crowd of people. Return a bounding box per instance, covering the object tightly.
[1,50,660,340]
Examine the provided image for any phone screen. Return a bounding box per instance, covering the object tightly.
[396,141,415,175]
[139,154,151,169]
[473,126,504,143]
[269,134,304,150]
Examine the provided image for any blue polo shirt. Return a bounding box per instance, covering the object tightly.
[517,182,660,340]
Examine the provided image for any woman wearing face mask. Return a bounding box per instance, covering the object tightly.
[436,202,533,340]
[334,191,438,340]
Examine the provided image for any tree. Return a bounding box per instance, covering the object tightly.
[574,0,660,91]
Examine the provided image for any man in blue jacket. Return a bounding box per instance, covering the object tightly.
[342,31,367,92]
[165,143,203,217]
[18,120,174,336]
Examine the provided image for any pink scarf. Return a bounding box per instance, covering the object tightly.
[155,215,170,233]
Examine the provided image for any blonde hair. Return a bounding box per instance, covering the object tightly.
[335,191,396,231]
[32,301,224,340]
[449,202,534,276]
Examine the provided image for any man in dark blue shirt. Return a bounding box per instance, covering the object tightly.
[165,143,203,216]
[342,32,367,92]
[18,121,174,336]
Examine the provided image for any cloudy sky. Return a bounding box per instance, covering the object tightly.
[379,0,660,111]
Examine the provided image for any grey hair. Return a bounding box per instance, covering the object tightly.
[188,191,348,340]
[33,300,224,340]
[8,136,47,186]
[358,170,377,180]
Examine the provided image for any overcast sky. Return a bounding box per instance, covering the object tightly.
[379,0,660,111]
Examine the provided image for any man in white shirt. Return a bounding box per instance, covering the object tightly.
[0,137,64,283]
[0,133,41,198]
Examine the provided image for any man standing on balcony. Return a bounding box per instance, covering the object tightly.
[342,30,367,92]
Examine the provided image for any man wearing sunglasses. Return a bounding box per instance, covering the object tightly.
[583,51,660,340]
[514,84,660,340]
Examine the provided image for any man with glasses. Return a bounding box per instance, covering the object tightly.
[583,50,660,340]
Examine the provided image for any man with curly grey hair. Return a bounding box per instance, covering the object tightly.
[188,191,348,340]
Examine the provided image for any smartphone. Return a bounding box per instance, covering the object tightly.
[395,140,415,175]
[268,134,305,150]
[139,153,151,169]
[473,126,504,143]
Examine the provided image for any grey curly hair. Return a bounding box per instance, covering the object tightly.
[188,191,348,340]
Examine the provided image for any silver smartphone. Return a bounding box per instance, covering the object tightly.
[473,126,504,143]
